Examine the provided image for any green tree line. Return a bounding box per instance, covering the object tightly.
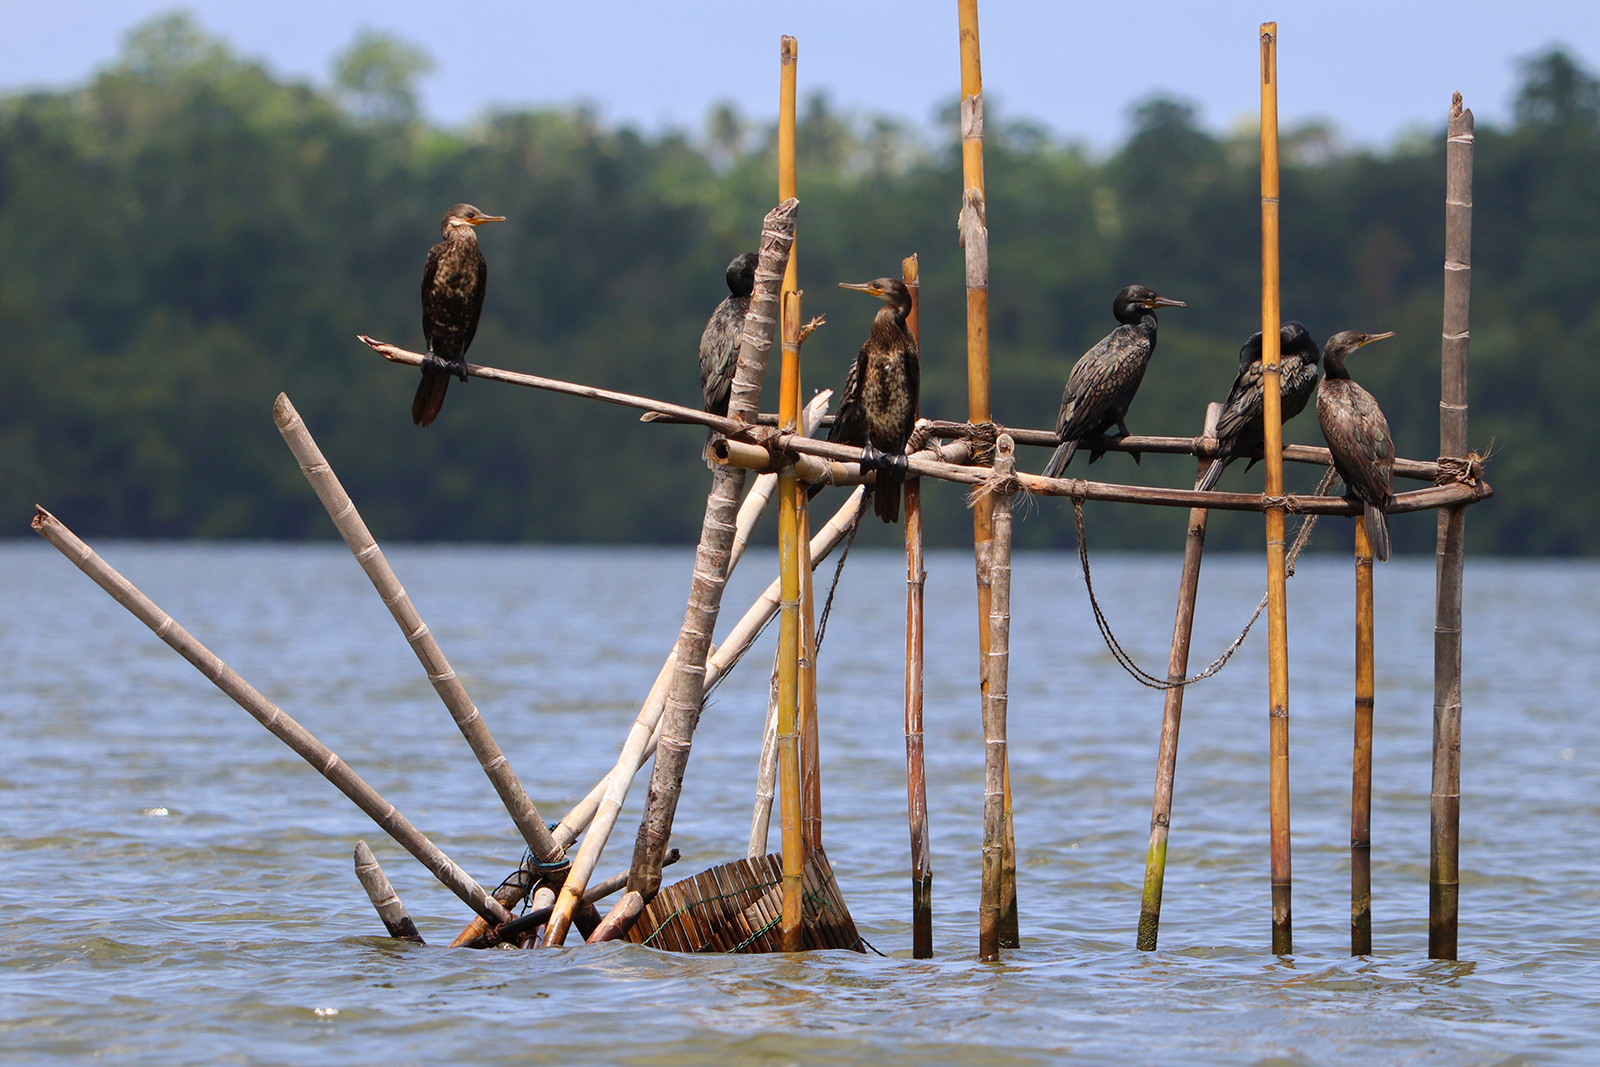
[4,14,1597,554]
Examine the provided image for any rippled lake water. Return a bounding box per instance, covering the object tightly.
[2,538,1597,1066]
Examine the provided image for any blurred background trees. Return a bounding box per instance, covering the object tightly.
[3,14,1595,553]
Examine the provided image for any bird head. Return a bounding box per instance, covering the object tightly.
[1322,330,1395,377]
[838,277,913,316]
[441,204,506,234]
[1113,285,1186,324]
[1282,320,1321,364]
[726,252,759,297]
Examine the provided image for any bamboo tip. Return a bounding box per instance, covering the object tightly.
[996,433,1015,459]
[781,35,797,63]
[272,392,295,427]
[30,504,52,531]
[901,254,919,284]
[354,839,374,865]
[1260,21,1276,37]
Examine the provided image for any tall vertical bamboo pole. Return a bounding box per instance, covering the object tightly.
[799,440,822,857]
[774,34,806,951]
[957,0,1017,952]
[1351,516,1375,955]
[979,435,1016,962]
[1259,22,1294,956]
[900,254,932,959]
[1432,91,1473,961]
[1137,401,1221,951]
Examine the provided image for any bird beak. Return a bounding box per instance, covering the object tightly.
[1145,295,1187,309]
[1357,331,1396,347]
[838,281,884,298]
[467,215,507,225]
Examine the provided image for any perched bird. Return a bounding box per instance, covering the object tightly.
[412,203,505,427]
[827,277,919,523]
[699,252,759,417]
[1041,285,1186,479]
[1317,330,1398,561]
[1196,321,1322,491]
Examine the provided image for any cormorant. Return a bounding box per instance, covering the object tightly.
[699,252,758,417]
[1196,321,1322,491]
[827,277,919,523]
[1041,285,1186,479]
[1317,330,1397,561]
[412,203,505,427]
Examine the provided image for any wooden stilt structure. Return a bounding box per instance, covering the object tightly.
[901,254,933,959]
[1431,91,1474,961]
[1351,516,1376,955]
[978,435,1016,961]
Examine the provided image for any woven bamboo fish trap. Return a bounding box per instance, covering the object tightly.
[626,849,862,953]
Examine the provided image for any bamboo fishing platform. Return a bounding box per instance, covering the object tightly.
[32,9,1490,964]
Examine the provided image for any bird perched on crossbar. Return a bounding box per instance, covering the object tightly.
[413,203,505,427]
[1317,329,1398,560]
[699,252,758,417]
[828,277,919,523]
[1041,285,1186,478]
[1197,321,1322,491]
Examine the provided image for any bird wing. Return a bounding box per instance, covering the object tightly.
[461,252,488,354]
[899,343,921,449]
[698,297,743,413]
[827,343,869,446]
[1319,381,1395,507]
[1214,358,1264,448]
[1058,326,1148,441]
[420,241,444,344]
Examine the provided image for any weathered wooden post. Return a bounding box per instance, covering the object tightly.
[900,254,933,959]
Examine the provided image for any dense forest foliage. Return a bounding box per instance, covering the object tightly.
[5,15,1598,553]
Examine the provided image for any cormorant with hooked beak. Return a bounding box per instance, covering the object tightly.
[413,203,505,427]
[1317,329,1398,561]
[829,277,919,523]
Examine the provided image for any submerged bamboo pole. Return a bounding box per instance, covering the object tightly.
[978,434,1016,962]
[31,507,512,926]
[274,395,563,866]
[554,198,796,945]
[1351,515,1376,955]
[1260,22,1294,956]
[354,840,425,943]
[901,256,933,959]
[1137,402,1222,952]
[1432,91,1474,961]
[468,851,681,950]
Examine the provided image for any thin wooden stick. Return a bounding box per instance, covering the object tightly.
[1260,21,1293,956]
[1352,514,1375,955]
[798,491,822,856]
[1432,91,1473,961]
[901,257,933,960]
[749,646,783,858]
[1137,402,1222,951]
[274,394,562,865]
[354,840,425,943]
[551,198,796,946]
[31,507,512,926]
[978,435,1015,961]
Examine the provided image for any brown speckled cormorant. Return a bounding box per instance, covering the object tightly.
[1041,285,1186,478]
[1317,330,1397,561]
[699,252,758,417]
[1197,321,1322,491]
[828,277,919,523]
[412,204,505,427]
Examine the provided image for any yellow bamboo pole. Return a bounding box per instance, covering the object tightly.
[1351,514,1375,955]
[775,34,805,952]
[900,254,932,958]
[1259,21,1293,956]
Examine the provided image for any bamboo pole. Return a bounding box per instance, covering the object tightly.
[901,256,933,959]
[1432,91,1473,961]
[354,840,425,943]
[1351,514,1375,955]
[957,0,1017,952]
[552,199,796,945]
[1259,22,1293,956]
[978,434,1016,961]
[31,507,513,926]
[274,395,563,865]
[467,850,681,949]
[1137,402,1222,951]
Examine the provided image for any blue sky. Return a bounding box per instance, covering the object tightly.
[3,1,1598,148]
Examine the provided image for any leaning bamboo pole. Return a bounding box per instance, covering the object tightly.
[901,255,933,959]
[354,840,425,943]
[552,197,797,945]
[274,395,563,867]
[1432,91,1473,961]
[978,434,1016,962]
[1137,402,1222,951]
[31,507,513,926]
[1259,22,1294,956]
[957,0,1017,952]
[1351,515,1376,955]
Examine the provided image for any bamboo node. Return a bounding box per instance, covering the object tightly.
[960,91,984,142]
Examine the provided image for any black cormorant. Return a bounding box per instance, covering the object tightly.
[413,203,505,427]
[1041,285,1186,478]
[1317,330,1397,561]
[828,277,919,523]
[699,252,758,417]
[1196,321,1322,491]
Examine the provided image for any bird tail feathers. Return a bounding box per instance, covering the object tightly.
[1365,502,1391,562]
[412,372,449,427]
[874,467,903,523]
[1042,440,1076,479]
[1196,458,1229,493]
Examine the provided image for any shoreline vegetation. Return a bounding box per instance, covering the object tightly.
[4,14,1597,554]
